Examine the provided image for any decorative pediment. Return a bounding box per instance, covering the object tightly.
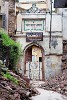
[19,3,46,14]
[26,3,40,13]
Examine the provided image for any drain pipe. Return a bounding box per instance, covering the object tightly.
[49,0,52,48]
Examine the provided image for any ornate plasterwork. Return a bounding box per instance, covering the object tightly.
[21,3,46,13]
[26,3,40,13]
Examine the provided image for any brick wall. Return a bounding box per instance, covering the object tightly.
[8,0,15,36]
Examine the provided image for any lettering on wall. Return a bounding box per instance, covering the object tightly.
[24,20,44,31]
[26,32,43,42]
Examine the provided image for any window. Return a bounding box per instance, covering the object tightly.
[2,14,6,29]
[39,57,42,62]
[0,14,6,29]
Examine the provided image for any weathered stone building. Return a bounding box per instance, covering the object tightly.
[0,0,6,30]
[0,0,17,36]
[1,0,66,80]
[8,0,15,36]
[14,0,63,80]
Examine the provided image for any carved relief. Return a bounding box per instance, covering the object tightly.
[26,3,40,13]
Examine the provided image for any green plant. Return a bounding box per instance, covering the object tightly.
[0,29,22,70]
[2,72,19,85]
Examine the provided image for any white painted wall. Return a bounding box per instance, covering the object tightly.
[17,13,22,31]
[15,35,62,55]
[63,8,67,40]
[46,14,62,32]
[58,8,67,40]
[17,13,63,36]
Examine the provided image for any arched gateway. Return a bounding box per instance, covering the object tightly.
[24,42,45,80]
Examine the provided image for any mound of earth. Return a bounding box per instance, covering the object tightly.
[0,70,38,100]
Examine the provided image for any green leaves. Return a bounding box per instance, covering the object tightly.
[0,29,22,70]
[2,72,19,85]
[0,29,17,46]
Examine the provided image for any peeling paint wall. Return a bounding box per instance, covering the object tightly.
[45,56,62,79]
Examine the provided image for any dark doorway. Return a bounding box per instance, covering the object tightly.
[25,46,32,62]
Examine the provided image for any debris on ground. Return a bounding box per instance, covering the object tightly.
[0,69,38,100]
[39,69,67,96]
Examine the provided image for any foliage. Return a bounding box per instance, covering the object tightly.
[2,72,19,85]
[9,45,21,70]
[0,29,21,70]
[0,29,17,46]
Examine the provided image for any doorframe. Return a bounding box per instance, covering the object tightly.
[23,42,45,81]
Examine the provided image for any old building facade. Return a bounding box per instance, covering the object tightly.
[0,0,16,36]
[15,0,63,80]
[0,0,64,80]
[0,0,6,30]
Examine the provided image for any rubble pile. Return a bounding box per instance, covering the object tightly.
[0,70,38,100]
[62,54,67,70]
[62,40,67,69]
[39,40,67,96]
[39,68,67,96]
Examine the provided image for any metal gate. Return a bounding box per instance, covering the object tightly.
[26,61,42,80]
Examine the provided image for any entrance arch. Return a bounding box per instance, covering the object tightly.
[24,42,45,80]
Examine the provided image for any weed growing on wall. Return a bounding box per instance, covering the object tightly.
[0,29,21,70]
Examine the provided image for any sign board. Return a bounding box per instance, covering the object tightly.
[26,32,43,42]
[24,20,44,31]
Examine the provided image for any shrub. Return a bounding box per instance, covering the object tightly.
[0,29,21,70]
[2,72,19,85]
